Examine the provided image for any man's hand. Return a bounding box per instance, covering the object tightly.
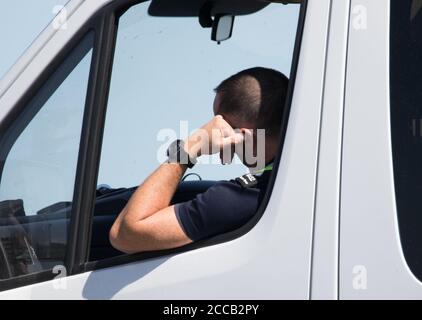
[184,115,245,164]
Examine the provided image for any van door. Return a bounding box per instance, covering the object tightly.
[340,0,422,299]
[0,0,330,299]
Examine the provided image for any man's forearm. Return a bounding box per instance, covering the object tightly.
[117,162,187,226]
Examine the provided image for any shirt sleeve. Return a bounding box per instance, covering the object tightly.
[174,181,260,241]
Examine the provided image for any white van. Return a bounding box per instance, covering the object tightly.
[0,0,420,300]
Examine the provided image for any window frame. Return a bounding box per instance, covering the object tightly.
[82,0,308,272]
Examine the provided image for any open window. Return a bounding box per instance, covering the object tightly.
[87,0,305,264]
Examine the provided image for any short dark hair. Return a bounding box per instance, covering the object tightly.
[214,67,289,138]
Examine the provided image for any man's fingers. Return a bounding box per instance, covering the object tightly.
[220,133,243,164]
[221,132,245,147]
[220,126,235,138]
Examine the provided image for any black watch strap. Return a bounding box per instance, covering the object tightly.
[167,139,196,168]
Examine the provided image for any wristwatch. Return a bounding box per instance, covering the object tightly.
[166,139,196,168]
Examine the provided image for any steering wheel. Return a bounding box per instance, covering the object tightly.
[0,200,43,280]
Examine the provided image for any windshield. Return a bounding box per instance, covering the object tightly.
[0,0,70,80]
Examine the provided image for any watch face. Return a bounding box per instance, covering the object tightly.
[167,139,194,167]
[167,140,181,156]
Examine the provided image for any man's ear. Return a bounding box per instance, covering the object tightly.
[239,129,254,151]
[240,128,254,138]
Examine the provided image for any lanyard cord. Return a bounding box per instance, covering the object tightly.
[254,164,274,174]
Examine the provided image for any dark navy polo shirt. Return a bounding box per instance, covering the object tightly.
[174,170,271,241]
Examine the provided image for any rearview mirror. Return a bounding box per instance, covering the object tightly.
[212,15,235,43]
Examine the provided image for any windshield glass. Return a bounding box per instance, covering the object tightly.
[0,0,69,80]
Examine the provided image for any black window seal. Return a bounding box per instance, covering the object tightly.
[66,10,119,276]
[0,270,59,293]
[80,0,309,273]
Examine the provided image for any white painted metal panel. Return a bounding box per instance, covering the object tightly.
[310,0,350,300]
[340,0,422,299]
